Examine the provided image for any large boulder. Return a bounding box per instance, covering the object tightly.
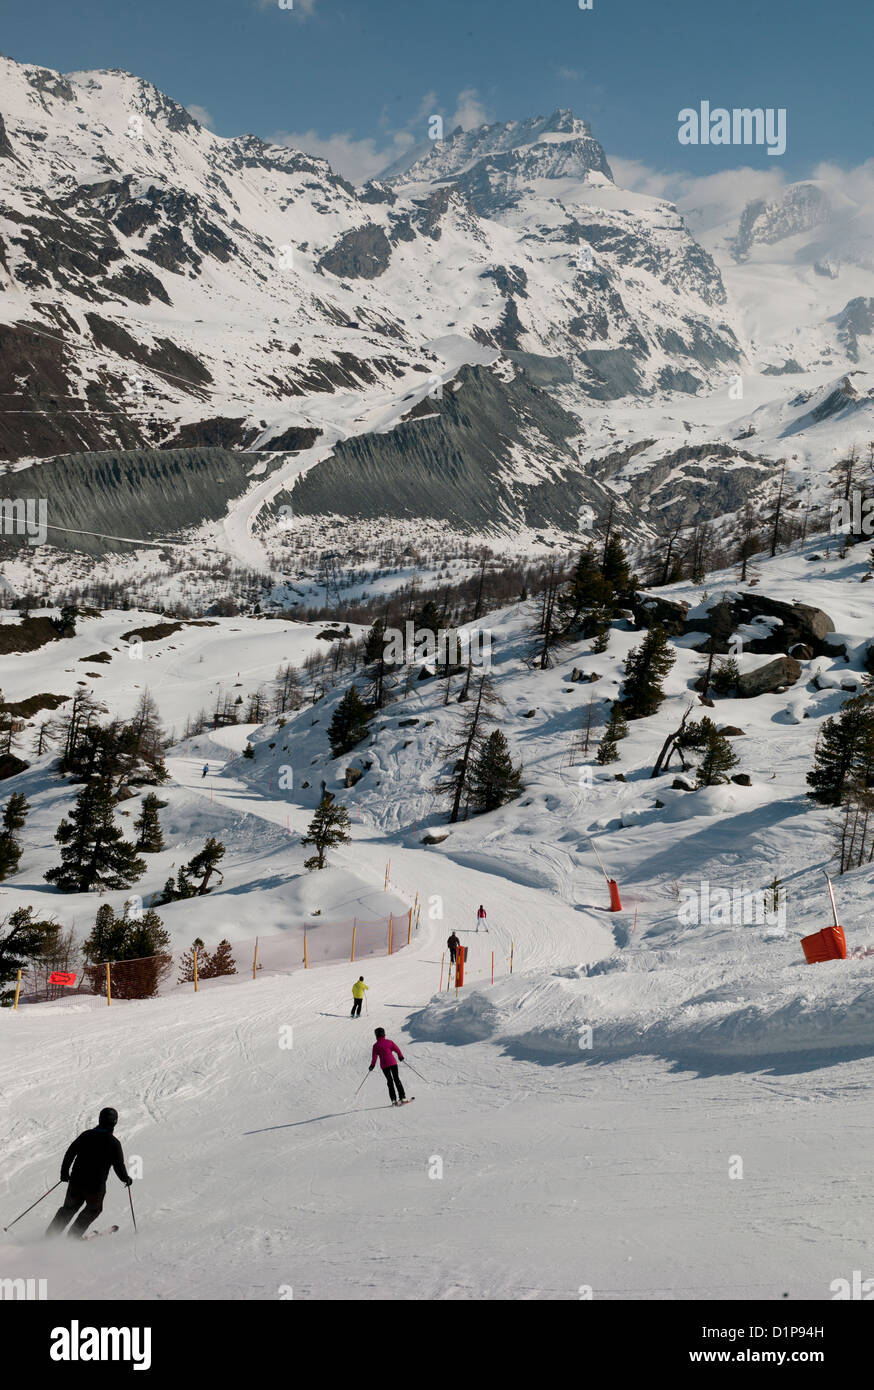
[629,592,689,636]
[731,593,834,654]
[737,655,802,698]
[684,591,835,655]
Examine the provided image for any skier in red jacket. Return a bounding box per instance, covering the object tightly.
[476,904,487,932]
[369,1027,407,1105]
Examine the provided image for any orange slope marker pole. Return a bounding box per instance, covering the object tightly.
[588,837,622,911]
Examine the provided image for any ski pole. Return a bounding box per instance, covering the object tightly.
[3,1180,62,1231]
[402,1059,429,1083]
[352,1070,371,1099]
[128,1186,137,1234]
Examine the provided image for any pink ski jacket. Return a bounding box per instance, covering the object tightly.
[371,1037,404,1070]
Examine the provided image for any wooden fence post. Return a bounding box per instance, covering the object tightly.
[106,962,112,1007]
[13,970,22,1010]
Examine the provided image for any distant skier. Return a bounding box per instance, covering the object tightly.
[369,1027,407,1105]
[46,1107,132,1240]
[476,904,487,932]
[201,763,208,779]
[351,976,369,1018]
[447,931,460,964]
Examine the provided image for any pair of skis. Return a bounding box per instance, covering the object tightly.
[83,1225,119,1240]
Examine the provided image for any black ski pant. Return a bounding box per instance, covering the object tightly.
[47,1181,105,1238]
[382,1065,406,1102]
[351,997,363,1017]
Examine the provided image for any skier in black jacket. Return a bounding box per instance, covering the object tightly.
[46,1107,132,1239]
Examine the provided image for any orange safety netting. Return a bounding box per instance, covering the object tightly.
[17,911,412,1004]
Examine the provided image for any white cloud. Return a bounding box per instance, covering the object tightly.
[274,88,493,183]
[185,104,215,130]
[449,88,491,132]
[273,127,416,183]
[607,153,874,253]
[557,66,581,81]
[608,154,787,233]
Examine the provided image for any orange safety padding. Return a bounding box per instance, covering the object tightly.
[801,925,847,964]
[608,879,622,912]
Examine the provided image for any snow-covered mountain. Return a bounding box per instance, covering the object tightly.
[0,56,741,473]
[1,53,873,576]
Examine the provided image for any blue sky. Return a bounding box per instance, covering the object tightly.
[3,0,871,183]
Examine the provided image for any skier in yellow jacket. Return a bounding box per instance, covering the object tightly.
[351,976,369,1018]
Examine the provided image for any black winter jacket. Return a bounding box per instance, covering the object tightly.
[61,1126,130,1189]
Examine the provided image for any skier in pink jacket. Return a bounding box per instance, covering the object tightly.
[369,1027,407,1105]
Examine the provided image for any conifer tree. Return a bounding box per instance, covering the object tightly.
[596,703,628,765]
[363,617,398,710]
[621,626,676,719]
[83,901,172,1000]
[0,907,56,1006]
[601,533,633,597]
[177,936,235,983]
[694,719,739,788]
[206,939,237,978]
[0,791,30,880]
[415,598,442,642]
[710,656,740,696]
[52,604,78,638]
[134,792,165,852]
[178,837,225,896]
[45,781,146,892]
[441,675,499,823]
[301,792,351,870]
[178,937,206,984]
[807,694,874,806]
[560,546,613,630]
[328,686,372,757]
[470,730,523,813]
[589,615,611,652]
